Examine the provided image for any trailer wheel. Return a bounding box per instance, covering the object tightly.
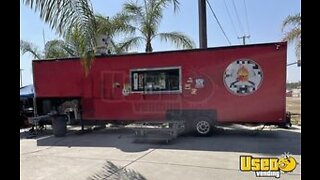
[194,117,213,136]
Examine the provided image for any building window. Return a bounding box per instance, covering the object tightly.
[130,67,181,93]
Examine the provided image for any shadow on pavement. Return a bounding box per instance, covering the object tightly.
[88,161,146,180]
[20,128,53,139]
[35,126,301,155]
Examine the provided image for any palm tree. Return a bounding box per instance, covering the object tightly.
[21,37,103,72]
[22,0,96,39]
[20,39,73,59]
[282,13,301,60]
[22,0,136,74]
[22,0,98,74]
[44,40,72,58]
[95,13,136,54]
[120,0,195,52]
[20,40,43,60]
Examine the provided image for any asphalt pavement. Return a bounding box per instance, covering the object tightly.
[20,125,301,180]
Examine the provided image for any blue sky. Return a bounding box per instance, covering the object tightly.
[20,0,301,86]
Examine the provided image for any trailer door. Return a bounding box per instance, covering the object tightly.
[103,71,124,100]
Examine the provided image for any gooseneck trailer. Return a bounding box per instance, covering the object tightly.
[32,42,289,136]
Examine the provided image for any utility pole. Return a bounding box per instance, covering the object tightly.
[238,35,250,45]
[199,0,207,49]
[20,69,23,87]
[42,29,46,47]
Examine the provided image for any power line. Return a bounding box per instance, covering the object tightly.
[231,0,245,35]
[206,0,232,45]
[243,0,250,36]
[223,0,240,43]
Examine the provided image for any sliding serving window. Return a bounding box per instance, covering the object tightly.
[130,67,181,93]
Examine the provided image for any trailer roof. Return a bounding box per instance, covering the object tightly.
[33,41,286,62]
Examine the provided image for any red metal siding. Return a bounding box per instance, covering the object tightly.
[33,42,287,123]
[33,60,84,97]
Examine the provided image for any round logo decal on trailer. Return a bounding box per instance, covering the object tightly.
[223,59,263,95]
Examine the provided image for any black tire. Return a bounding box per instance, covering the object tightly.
[193,116,214,136]
[52,115,68,137]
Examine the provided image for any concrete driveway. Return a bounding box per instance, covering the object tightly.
[20,125,301,180]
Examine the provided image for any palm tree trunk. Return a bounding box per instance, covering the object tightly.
[145,40,153,52]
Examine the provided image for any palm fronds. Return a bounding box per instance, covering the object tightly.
[121,0,194,52]
[20,40,43,60]
[22,0,97,75]
[157,32,195,49]
[281,13,301,59]
[44,40,70,58]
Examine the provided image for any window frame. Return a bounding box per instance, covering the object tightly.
[129,66,182,94]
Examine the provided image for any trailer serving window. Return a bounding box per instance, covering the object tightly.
[130,67,181,93]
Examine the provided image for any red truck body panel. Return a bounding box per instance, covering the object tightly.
[33,42,287,123]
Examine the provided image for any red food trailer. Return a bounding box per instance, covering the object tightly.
[32,42,289,136]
